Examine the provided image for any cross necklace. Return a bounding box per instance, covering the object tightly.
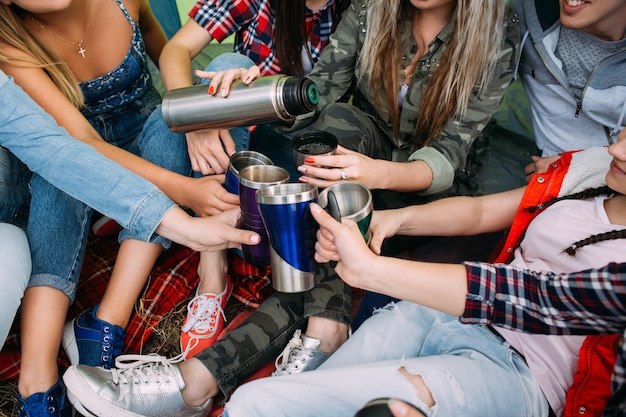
[30,0,89,58]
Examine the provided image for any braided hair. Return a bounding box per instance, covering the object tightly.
[525,186,626,256]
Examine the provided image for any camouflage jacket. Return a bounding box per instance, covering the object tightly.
[295,0,521,195]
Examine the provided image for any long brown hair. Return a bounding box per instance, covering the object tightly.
[358,0,506,146]
[0,4,84,107]
[274,0,349,76]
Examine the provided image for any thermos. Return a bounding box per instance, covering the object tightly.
[162,75,319,132]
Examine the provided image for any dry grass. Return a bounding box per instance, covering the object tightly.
[0,382,18,417]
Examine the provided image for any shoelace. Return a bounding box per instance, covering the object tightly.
[111,353,185,386]
[274,330,314,373]
[181,294,226,336]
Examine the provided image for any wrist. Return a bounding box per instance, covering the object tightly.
[169,176,194,208]
[372,159,391,189]
[156,207,193,246]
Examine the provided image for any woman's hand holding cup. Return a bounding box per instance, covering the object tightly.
[297,146,382,189]
[310,202,376,289]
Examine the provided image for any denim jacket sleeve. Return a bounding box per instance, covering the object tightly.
[0,71,176,241]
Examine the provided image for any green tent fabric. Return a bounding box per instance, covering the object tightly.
[149,0,181,39]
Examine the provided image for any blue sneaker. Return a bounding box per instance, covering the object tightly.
[62,304,125,369]
[18,378,73,417]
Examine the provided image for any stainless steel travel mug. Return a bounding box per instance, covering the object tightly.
[162,75,319,132]
[318,182,373,242]
[224,150,274,194]
[257,183,319,293]
[292,131,338,169]
[239,165,290,266]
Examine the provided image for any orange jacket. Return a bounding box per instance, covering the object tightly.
[493,148,618,417]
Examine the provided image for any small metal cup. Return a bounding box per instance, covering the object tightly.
[239,165,290,266]
[318,182,373,242]
[292,131,338,169]
[224,150,274,194]
[257,183,319,293]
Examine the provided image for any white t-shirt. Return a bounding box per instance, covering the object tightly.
[497,195,626,415]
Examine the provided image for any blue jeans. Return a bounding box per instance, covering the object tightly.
[0,71,174,303]
[27,103,188,302]
[0,145,31,227]
[224,301,550,417]
[0,223,30,348]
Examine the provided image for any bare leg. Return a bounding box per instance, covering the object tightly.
[97,239,163,328]
[179,358,220,407]
[197,250,228,295]
[304,316,350,354]
[18,287,69,396]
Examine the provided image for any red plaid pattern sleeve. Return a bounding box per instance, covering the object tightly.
[189,0,341,76]
[462,261,626,335]
[462,260,626,417]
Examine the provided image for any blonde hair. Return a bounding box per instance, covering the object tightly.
[0,4,84,107]
[358,0,506,146]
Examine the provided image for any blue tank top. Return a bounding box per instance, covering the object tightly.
[79,0,157,117]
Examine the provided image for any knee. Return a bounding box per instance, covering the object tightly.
[0,224,30,313]
[315,103,370,150]
[0,224,31,283]
[205,53,255,73]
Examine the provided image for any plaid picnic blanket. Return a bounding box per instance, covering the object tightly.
[0,234,275,381]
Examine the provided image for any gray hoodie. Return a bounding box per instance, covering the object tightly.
[511,0,626,156]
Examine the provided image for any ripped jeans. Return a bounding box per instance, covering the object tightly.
[223,301,550,417]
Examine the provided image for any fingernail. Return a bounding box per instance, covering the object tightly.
[305,157,315,164]
[310,202,322,214]
[248,125,257,132]
[208,86,215,95]
[297,166,307,173]
[388,400,409,417]
[243,75,251,83]
[298,176,308,183]
[220,88,227,98]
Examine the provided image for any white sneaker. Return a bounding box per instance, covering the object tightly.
[272,329,330,376]
[63,354,212,417]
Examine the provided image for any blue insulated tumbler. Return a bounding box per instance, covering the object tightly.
[257,183,319,292]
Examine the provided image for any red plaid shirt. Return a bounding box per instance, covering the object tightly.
[189,0,343,75]
[463,261,626,417]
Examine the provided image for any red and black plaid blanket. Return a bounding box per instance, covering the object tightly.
[0,234,276,381]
